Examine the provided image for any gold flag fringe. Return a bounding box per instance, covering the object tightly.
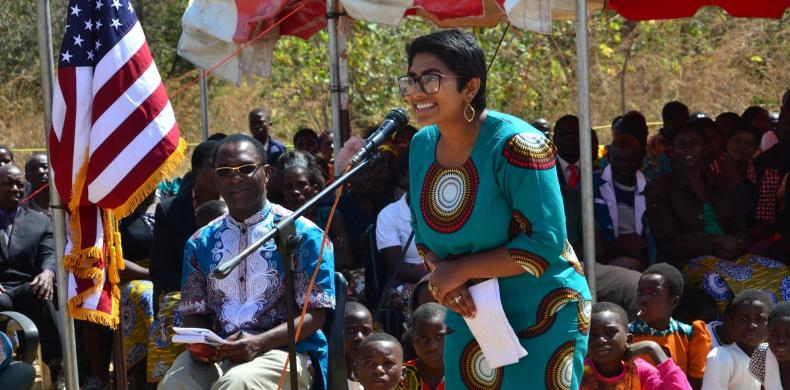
[62,138,186,329]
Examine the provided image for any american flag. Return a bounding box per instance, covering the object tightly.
[50,0,185,328]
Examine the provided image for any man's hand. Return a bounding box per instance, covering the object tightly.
[216,331,266,364]
[30,269,54,301]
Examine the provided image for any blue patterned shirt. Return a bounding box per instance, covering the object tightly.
[179,201,335,384]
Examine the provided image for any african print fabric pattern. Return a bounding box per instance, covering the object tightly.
[508,248,549,277]
[460,339,504,390]
[120,279,154,369]
[562,241,585,276]
[420,160,479,233]
[685,254,789,314]
[546,341,576,390]
[518,288,588,338]
[502,133,557,170]
[147,291,185,383]
[509,210,533,239]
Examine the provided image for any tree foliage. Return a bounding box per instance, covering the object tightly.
[2,1,789,153]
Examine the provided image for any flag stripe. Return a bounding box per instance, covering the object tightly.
[88,82,170,183]
[53,68,77,205]
[92,42,154,122]
[89,109,178,205]
[90,63,162,153]
[93,22,146,93]
[92,125,180,209]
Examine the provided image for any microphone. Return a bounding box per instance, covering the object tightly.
[346,108,409,168]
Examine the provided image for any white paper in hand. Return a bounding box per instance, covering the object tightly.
[172,327,228,345]
[463,278,527,368]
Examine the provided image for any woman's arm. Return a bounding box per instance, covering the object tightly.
[119,259,149,281]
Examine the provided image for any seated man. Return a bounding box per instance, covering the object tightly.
[0,164,62,378]
[159,134,335,390]
[593,134,649,270]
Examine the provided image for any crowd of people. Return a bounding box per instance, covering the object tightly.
[1,28,790,390]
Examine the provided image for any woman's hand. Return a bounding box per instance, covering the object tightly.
[428,259,469,304]
[441,286,476,318]
[423,250,440,272]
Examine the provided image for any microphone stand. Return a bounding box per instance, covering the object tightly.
[212,153,376,390]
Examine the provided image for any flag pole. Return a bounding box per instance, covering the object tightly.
[576,0,596,300]
[36,0,80,387]
[327,0,350,176]
[199,69,209,141]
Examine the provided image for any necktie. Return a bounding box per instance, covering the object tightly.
[567,164,579,188]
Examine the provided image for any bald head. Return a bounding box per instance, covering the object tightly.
[0,164,25,212]
[24,153,49,190]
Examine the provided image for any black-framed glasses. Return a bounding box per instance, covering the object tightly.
[397,74,463,96]
[215,163,264,178]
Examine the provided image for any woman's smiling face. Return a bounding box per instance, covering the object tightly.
[404,52,469,128]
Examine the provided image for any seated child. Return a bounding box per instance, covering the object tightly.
[748,301,790,390]
[702,289,773,390]
[582,302,692,389]
[355,332,405,390]
[629,263,711,388]
[401,303,446,390]
[345,302,374,390]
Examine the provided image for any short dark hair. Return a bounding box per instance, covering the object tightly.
[213,133,267,165]
[725,289,775,318]
[671,121,707,146]
[662,101,689,124]
[715,112,740,123]
[554,115,579,134]
[741,106,768,124]
[730,121,762,145]
[411,302,446,330]
[407,30,487,114]
[619,111,648,146]
[191,140,220,171]
[24,153,47,173]
[207,133,227,141]
[345,301,372,318]
[769,301,790,325]
[249,107,269,120]
[0,145,14,161]
[359,332,403,354]
[592,302,628,328]
[293,127,318,145]
[276,150,326,189]
[642,263,684,298]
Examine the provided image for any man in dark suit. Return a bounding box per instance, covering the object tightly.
[553,115,583,254]
[150,140,221,305]
[0,164,62,370]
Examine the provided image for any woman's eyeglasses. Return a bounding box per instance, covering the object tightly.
[397,74,463,96]
[215,163,264,178]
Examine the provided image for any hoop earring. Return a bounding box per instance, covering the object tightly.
[464,103,476,123]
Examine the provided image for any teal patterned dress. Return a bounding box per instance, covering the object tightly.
[408,110,591,389]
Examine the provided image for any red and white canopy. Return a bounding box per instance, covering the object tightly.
[177,0,605,83]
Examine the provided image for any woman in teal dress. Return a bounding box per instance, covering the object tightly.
[401,30,591,389]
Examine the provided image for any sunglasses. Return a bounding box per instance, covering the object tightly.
[397,74,463,96]
[214,163,264,178]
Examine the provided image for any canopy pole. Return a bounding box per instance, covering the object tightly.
[328,0,351,176]
[576,0,596,301]
[199,69,209,141]
[36,0,80,387]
